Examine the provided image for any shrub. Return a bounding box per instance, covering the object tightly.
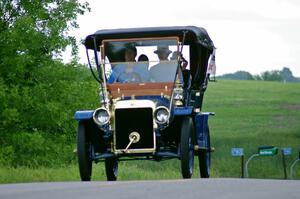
[0,61,99,167]
[0,132,78,168]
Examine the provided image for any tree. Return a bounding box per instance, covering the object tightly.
[0,1,94,167]
[280,67,296,82]
[219,71,254,80]
[0,0,90,85]
[261,70,282,81]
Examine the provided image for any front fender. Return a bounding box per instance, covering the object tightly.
[173,106,193,116]
[195,112,214,148]
[74,110,94,121]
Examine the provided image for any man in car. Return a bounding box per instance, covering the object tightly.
[150,45,177,82]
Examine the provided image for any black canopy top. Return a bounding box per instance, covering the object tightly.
[84,26,215,50]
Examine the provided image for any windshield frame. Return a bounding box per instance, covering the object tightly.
[101,37,180,85]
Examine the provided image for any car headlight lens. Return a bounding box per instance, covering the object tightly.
[93,108,110,126]
[154,106,170,124]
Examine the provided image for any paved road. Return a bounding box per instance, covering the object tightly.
[0,178,299,199]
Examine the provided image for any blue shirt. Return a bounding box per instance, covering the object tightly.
[108,62,150,83]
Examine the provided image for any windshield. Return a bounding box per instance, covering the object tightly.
[103,38,180,84]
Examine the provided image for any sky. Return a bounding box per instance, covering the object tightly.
[69,0,300,76]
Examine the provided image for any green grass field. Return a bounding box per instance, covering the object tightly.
[203,80,300,179]
[1,80,300,183]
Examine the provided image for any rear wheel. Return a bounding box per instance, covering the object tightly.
[198,129,211,178]
[105,157,118,181]
[180,117,195,179]
[77,122,92,181]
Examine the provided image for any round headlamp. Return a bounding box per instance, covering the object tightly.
[154,106,170,124]
[93,108,110,126]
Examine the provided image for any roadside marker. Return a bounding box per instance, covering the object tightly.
[281,148,292,179]
[231,148,244,178]
[245,146,278,178]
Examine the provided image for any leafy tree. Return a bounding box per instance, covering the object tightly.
[261,70,282,81]
[0,1,93,167]
[219,71,254,80]
[0,0,90,132]
[218,67,299,82]
[253,74,262,81]
[0,62,99,167]
[280,67,296,82]
[0,0,90,85]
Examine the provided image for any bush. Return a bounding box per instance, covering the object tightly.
[0,146,14,166]
[0,61,99,167]
[0,132,78,168]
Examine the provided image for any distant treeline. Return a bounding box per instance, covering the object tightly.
[217,67,300,82]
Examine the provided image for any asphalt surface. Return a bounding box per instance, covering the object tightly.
[0,178,299,199]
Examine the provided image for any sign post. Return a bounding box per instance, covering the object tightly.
[245,146,278,178]
[281,148,292,179]
[231,148,244,178]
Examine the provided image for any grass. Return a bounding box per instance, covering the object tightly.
[1,80,300,183]
[202,80,300,179]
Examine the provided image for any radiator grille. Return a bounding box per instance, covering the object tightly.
[114,107,154,151]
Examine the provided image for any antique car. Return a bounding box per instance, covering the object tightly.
[74,26,215,181]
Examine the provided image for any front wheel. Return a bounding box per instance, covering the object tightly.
[105,157,118,181]
[180,117,195,179]
[77,122,92,181]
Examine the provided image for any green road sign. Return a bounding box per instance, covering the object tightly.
[258,146,278,156]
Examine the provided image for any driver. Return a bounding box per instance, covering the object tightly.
[108,46,147,83]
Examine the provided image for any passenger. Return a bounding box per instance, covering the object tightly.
[154,45,172,61]
[171,51,188,70]
[137,54,150,81]
[108,46,141,83]
[150,45,177,82]
[138,54,149,62]
[170,51,178,60]
[171,51,190,86]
